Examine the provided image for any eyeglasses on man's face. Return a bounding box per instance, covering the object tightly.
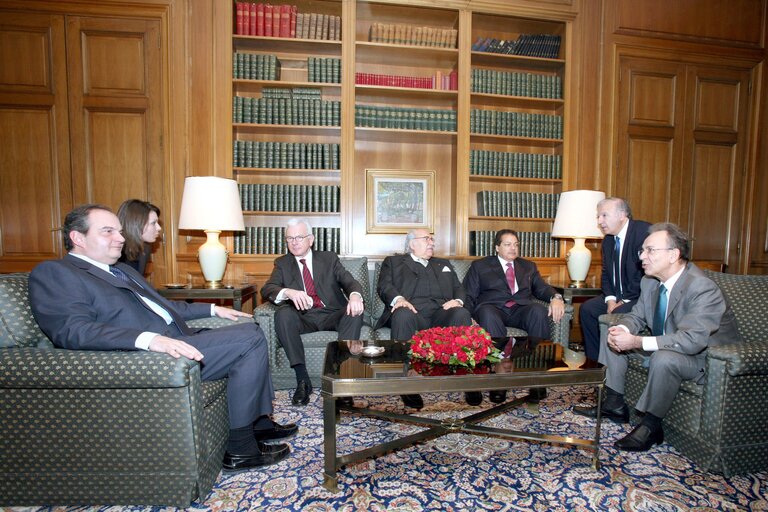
[285,234,312,243]
[637,246,675,258]
[413,236,435,243]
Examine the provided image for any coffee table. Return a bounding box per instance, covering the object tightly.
[320,337,606,491]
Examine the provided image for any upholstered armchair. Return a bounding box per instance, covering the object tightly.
[0,272,239,507]
[598,270,768,476]
[254,256,372,389]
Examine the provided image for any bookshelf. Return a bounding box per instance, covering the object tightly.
[228,0,571,268]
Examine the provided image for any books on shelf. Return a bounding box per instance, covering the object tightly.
[469,150,561,179]
[234,226,340,255]
[233,87,340,126]
[475,191,559,219]
[469,230,560,258]
[355,104,456,131]
[471,34,561,59]
[234,141,340,169]
[233,53,281,80]
[471,68,561,99]
[355,70,457,91]
[234,2,340,41]
[238,183,340,213]
[368,22,457,48]
[470,109,562,139]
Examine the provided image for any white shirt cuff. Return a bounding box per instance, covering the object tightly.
[390,295,403,307]
[136,332,160,351]
[605,295,617,303]
[642,336,659,351]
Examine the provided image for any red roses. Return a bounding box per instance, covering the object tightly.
[409,325,502,369]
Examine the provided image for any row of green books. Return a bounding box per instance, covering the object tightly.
[233,52,280,80]
[307,57,342,84]
[355,105,456,131]
[233,141,340,169]
[260,86,321,99]
[238,184,340,212]
[470,230,560,258]
[233,226,340,255]
[471,69,561,99]
[469,150,562,179]
[470,109,562,139]
[233,96,341,126]
[476,191,560,218]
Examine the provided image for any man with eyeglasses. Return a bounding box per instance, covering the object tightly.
[580,197,651,361]
[376,228,472,409]
[573,223,742,452]
[462,228,565,405]
[262,218,365,406]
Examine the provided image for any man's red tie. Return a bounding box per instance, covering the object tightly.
[505,262,516,308]
[300,258,322,308]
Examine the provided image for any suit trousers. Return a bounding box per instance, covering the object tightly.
[389,304,472,341]
[474,303,550,338]
[579,295,636,360]
[598,334,705,418]
[275,305,363,366]
[178,321,274,429]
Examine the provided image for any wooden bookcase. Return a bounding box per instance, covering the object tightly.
[227,0,574,284]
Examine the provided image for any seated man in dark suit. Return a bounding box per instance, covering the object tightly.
[579,197,651,360]
[463,228,565,405]
[573,223,742,451]
[376,228,472,409]
[261,218,364,406]
[28,204,296,472]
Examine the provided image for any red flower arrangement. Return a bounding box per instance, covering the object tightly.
[408,325,502,369]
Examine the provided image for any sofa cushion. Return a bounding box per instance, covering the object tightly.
[0,273,52,349]
[703,270,768,343]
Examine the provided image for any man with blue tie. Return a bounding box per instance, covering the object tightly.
[579,198,651,360]
[573,223,742,451]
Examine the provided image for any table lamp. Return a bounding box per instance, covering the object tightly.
[551,189,605,287]
[178,176,245,288]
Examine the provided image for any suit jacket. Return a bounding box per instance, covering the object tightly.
[601,219,651,301]
[463,256,557,313]
[261,250,363,310]
[619,262,743,354]
[375,254,465,329]
[29,254,212,351]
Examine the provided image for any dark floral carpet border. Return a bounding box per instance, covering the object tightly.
[13,387,768,511]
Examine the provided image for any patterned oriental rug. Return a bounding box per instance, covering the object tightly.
[17,387,768,512]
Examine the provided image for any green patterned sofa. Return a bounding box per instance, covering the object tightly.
[0,272,239,507]
[599,270,768,476]
[255,257,572,389]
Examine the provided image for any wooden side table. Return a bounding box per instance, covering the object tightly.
[157,284,258,312]
[551,283,602,305]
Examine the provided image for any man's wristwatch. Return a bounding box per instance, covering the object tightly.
[550,293,564,302]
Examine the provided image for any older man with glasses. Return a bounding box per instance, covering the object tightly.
[262,218,365,406]
[375,228,472,409]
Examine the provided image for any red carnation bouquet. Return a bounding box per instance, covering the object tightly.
[408,325,502,369]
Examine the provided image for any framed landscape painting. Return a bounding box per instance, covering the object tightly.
[366,169,435,234]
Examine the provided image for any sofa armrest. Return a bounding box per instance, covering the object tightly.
[0,347,198,389]
[532,298,573,346]
[707,340,768,377]
[188,316,248,330]
[253,302,279,368]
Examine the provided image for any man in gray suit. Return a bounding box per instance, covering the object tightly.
[574,222,742,451]
[29,204,295,472]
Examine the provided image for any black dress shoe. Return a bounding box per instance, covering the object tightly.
[572,402,630,424]
[222,442,290,471]
[614,424,664,451]
[400,394,423,409]
[292,380,312,406]
[254,421,298,442]
[465,392,483,406]
[526,387,547,403]
[336,396,354,408]
[489,390,507,404]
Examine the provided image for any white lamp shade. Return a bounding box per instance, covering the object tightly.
[178,176,245,231]
[551,190,606,239]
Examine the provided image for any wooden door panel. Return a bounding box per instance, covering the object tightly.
[624,137,674,224]
[0,12,71,270]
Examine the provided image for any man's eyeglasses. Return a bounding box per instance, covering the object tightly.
[413,236,435,243]
[637,247,675,258]
[285,234,312,243]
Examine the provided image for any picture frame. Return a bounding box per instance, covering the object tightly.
[366,169,435,234]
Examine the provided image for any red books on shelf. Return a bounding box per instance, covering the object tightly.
[279,5,291,38]
[264,4,273,37]
[236,2,245,35]
[272,4,281,37]
[256,3,265,36]
[290,5,297,38]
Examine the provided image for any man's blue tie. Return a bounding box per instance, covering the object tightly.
[110,265,135,286]
[652,284,667,336]
[613,236,622,299]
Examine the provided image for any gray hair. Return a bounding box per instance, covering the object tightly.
[286,217,313,234]
[598,197,632,219]
[648,222,690,261]
[403,230,418,253]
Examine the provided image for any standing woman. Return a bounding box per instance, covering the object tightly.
[117,199,162,276]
